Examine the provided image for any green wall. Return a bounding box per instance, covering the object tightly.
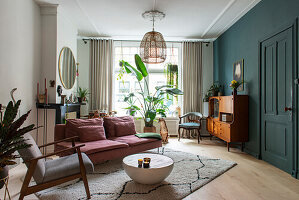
[214,0,299,176]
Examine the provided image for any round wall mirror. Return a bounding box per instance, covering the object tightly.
[58,47,76,89]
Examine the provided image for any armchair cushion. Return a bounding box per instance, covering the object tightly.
[179,122,201,129]
[18,133,45,184]
[43,153,94,183]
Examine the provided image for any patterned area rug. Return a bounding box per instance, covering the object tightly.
[37,147,236,200]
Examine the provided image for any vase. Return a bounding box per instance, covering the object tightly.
[232,88,237,95]
[143,126,156,133]
[77,97,82,103]
[0,166,8,189]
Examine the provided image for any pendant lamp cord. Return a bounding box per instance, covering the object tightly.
[152,0,156,31]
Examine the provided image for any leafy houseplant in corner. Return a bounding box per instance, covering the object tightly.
[119,54,183,132]
[0,100,37,189]
[77,87,89,103]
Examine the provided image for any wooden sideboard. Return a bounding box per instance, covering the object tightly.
[206,94,248,151]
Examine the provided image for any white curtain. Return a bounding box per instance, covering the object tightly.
[182,42,202,137]
[182,41,202,113]
[89,39,114,112]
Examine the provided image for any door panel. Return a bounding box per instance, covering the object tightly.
[261,27,293,174]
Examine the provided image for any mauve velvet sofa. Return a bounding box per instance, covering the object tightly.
[54,117,162,164]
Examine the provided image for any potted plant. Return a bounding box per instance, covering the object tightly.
[229,80,242,95]
[119,54,183,132]
[208,83,222,96]
[77,87,89,103]
[0,100,37,188]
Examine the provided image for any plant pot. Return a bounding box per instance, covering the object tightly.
[143,126,156,133]
[77,97,83,103]
[0,166,8,189]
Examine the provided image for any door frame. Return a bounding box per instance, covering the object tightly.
[258,18,298,178]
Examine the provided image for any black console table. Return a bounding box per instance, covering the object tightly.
[36,103,84,124]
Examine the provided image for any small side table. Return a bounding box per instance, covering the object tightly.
[0,175,11,200]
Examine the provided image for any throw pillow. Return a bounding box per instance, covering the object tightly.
[78,125,106,142]
[103,116,135,138]
[114,121,137,137]
[65,118,103,140]
[135,132,162,140]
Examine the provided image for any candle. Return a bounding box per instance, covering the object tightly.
[138,159,143,167]
[45,88,48,104]
[143,161,150,168]
[143,157,151,163]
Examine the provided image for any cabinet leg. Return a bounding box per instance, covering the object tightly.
[241,143,244,152]
[227,142,230,151]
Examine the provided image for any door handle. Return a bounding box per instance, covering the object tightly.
[284,107,292,112]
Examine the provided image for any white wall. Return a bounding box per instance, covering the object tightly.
[0,0,41,128]
[56,8,78,103]
[77,39,90,115]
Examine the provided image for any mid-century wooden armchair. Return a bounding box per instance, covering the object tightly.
[17,133,94,200]
[178,112,203,143]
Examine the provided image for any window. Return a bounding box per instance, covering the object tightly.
[113,41,182,116]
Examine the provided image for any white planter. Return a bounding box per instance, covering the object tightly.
[203,102,209,117]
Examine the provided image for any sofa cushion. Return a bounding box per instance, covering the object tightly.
[65,118,103,140]
[43,153,94,183]
[57,140,129,155]
[110,135,158,146]
[104,116,136,138]
[78,125,106,142]
[115,121,137,137]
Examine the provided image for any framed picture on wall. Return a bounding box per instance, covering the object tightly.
[233,59,244,91]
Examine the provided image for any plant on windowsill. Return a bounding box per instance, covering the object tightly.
[119,54,183,132]
[0,100,37,189]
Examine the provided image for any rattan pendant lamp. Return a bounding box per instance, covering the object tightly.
[140,8,167,64]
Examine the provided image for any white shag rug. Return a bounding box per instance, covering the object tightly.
[37,147,236,200]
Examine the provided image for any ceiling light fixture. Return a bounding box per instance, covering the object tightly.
[140,10,167,64]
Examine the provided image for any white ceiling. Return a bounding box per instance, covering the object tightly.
[36,0,261,41]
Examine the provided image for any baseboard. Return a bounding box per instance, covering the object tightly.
[244,148,260,159]
[292,170,298,179]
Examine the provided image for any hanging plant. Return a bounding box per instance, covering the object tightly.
[165,63,179,103]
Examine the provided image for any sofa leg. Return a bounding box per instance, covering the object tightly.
[157,147,160,154]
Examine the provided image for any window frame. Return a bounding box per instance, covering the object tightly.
[112,41,182,117]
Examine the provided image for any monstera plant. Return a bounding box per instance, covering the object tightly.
[119,54,183,131]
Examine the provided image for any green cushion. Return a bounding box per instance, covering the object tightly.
[135,132,162,140]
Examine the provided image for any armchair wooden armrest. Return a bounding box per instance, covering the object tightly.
[25,144,85,163]
[38,136,79,149]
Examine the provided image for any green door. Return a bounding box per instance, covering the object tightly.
[261,27,293,174]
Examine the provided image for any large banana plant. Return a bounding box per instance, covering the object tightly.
[119,54,183,127]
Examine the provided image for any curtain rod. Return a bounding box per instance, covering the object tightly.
[82,38,211,44]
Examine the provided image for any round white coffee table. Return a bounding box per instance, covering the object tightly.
[123,153,174,185]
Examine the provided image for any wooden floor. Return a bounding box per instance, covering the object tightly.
[1,137,299,200]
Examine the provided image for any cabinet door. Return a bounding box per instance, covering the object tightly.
[219,96,233,113]
[214,122,221,135]
[207,118,213,133]
[220,123,231,142]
